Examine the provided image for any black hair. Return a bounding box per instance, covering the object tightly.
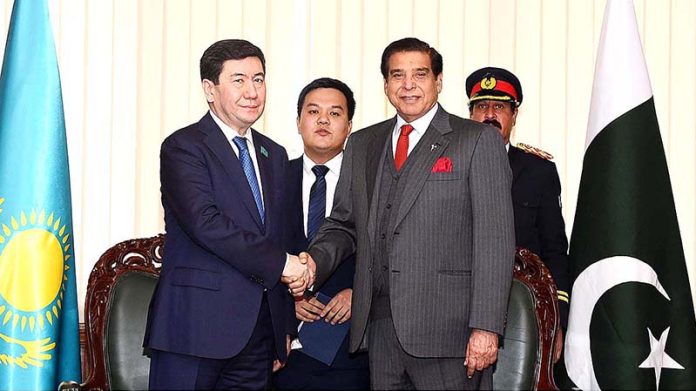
[200,39,265,84]
[380,37,443,79]
[296,77,356,120]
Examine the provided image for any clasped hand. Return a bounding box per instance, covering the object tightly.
[281,252,316,297]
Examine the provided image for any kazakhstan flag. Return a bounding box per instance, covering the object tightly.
[0,0,81,389]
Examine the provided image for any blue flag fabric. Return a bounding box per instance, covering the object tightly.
[0,0,81,389]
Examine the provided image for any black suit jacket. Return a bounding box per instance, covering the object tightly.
[275,157,370,389]
[285,158,357,299]
[509,145,570,327]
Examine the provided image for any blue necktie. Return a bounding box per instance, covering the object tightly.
[307,165,329,241]
[233,136,265,224]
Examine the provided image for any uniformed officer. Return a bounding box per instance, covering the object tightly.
[465,67,570,364]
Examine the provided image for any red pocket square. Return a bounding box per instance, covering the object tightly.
[432,157,453,173]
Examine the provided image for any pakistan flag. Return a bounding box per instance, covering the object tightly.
[564,0,696,389]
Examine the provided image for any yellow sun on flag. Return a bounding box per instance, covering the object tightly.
[0,209,71,333]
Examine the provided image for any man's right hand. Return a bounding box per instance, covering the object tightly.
[299,252,316,273]
[294,295,325,322]
[281,253,316,297]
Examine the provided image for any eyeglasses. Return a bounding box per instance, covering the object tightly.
[471,101,512,114]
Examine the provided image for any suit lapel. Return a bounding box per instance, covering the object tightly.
[252,129,272,230]
[393,106,452,229]
[366,119,395,247]
[288,158,309,246]
[508,145,524,186]
[201,115,264,230]
[366,118,395,205]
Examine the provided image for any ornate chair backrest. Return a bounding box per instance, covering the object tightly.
[81,235,163,391]
[493,247,559,390]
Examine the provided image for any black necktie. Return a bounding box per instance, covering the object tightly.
[307,165,329,241]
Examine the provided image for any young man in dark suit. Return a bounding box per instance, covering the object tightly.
[466,66,571,364]
[275,77,369,390]
[143,39,312,390]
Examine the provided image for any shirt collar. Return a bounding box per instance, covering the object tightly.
[210,110,256,146]
[394,103,439,135]
[302,152,343,176]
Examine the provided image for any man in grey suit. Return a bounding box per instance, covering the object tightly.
[299,37,515,390]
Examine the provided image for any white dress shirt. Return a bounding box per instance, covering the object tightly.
[210,110,265,209]
[391,103,440,157]
[301,152,343,236]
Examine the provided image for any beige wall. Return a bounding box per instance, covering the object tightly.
[1,0,694,315]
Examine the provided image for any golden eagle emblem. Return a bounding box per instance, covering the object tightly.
[0,332,55,368]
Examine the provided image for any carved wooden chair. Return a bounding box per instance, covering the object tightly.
[63,237,557,390]
[493,247,560,390]
[78,234,163,390]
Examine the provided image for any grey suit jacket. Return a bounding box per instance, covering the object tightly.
[308,105,515,358]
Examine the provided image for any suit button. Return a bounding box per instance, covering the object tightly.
[380,233,386,239]
[368,266,373,272]
[386,203,392,209]
[381,266,388,271]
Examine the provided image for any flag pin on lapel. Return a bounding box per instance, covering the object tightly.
[260,146,269,157]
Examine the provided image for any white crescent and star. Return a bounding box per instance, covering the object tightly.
[564,256,685,390]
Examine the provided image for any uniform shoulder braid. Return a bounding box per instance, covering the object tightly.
[516,142,554,160]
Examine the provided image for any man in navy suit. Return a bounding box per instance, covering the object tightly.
[466,67,570,364]
[274,78,370,390]
[143,39,312,390]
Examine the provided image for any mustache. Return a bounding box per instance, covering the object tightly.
[483,119,502,129]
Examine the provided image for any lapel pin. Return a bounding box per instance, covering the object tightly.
[260,146,269,158]
[431,143,440,151]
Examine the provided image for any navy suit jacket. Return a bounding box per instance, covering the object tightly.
[285,158,355,297]
[144,112,295,360]
[283,157,367,370]
[509,144,570,327]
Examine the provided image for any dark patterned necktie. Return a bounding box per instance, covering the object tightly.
[306,165,329,241]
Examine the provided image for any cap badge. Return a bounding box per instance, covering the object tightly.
[480,76,497,90]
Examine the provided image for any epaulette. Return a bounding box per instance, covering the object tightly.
[516,142,554,160]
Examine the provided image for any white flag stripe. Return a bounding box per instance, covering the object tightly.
[586,0,652,150]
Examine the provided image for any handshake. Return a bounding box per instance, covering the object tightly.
[281,252,316,297]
